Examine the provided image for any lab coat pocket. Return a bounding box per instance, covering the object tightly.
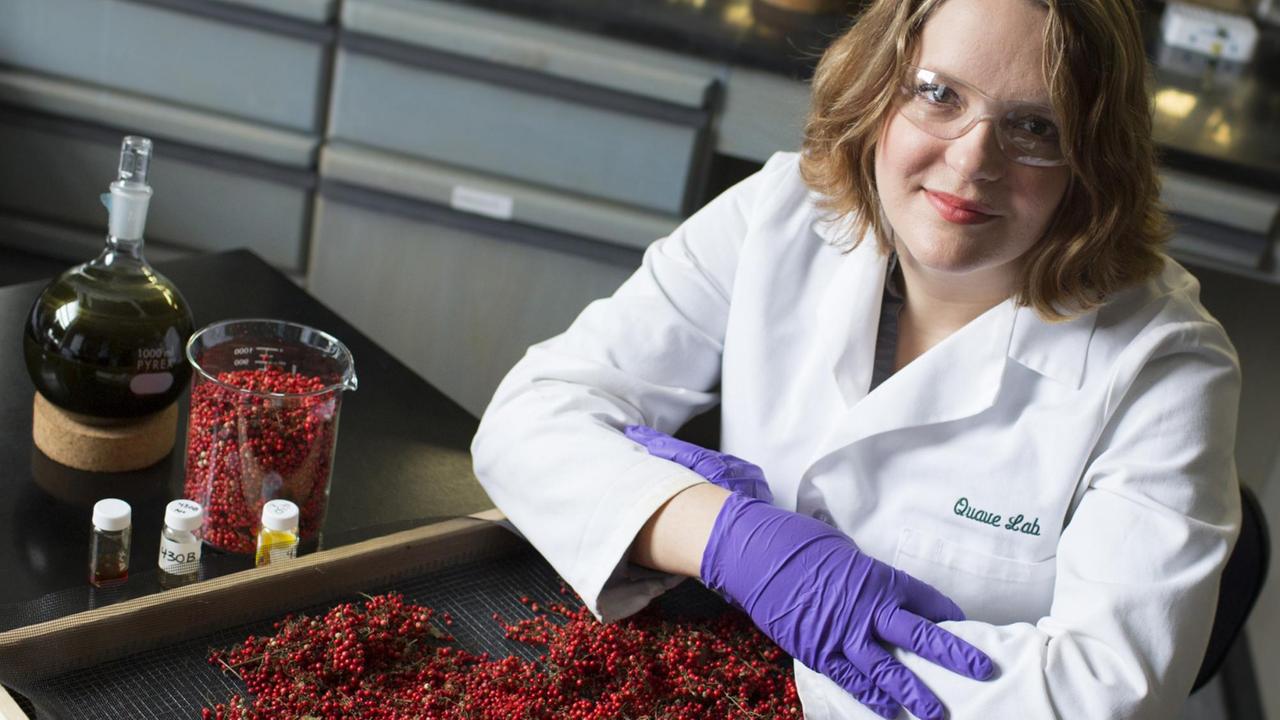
[892,527,1056,626]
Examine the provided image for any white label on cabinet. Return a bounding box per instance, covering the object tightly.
[451,186,515,220]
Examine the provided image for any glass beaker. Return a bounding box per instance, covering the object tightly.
[182,319,357,554]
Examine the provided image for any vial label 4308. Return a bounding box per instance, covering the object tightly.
[159,535,201,573]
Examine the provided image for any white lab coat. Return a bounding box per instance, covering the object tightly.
[471,152,1241,719]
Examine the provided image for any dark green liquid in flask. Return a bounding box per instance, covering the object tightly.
[23,137,194,419]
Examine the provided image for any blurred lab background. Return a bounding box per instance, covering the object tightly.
[0,0,1275,717]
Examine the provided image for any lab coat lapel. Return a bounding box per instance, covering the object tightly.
[812,220,889,409]
[840,297,1018,440]
[1007,302,1096,389]
[808,230,1019,467]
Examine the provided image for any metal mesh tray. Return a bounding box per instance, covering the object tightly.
[4,518,729,718]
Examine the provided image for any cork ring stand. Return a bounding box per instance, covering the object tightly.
[31,393,179,472]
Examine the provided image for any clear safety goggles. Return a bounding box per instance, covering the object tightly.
[897,66,1067,168]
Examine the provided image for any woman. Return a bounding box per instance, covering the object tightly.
[472,0,1241,717]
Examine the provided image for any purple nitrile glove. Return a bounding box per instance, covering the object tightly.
[623,424,774,503]
[703,493,996,720]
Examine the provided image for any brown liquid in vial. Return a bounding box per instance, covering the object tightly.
[91,559,129,587]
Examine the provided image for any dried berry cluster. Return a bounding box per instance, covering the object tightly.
[184,366,338,553]
[203,591,800,719]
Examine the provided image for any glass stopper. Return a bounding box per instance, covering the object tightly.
[116,136,152,187]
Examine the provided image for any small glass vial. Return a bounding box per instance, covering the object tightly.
[89,498,131,587]
[158,499,203,588]
[255,499,299,567]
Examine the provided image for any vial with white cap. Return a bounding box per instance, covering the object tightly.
[255,499,299,567]
[89,498,131,587]
[158,499,203,588]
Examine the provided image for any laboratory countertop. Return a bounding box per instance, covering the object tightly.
[0,249,493,630]
[1144,13,1280,191]
[435,0,1280,189]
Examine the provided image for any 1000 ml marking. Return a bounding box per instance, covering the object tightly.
[231,345,283,368]
[135,346,170,371]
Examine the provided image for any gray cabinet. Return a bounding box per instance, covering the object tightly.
[309,145,649,416]
[0,74,317,273]
[717,66,812,162]
[0,0,700,413]
[0,0,335,133]
[310,0,716,410]
[329,0,721,216]
[1160,168,1279,273]
[0,0,328,275]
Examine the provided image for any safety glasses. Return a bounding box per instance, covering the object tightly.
[897,66,1067,168]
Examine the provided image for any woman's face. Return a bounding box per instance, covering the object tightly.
[874,0,1070,296]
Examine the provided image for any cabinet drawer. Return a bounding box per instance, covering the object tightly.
[308,185,641,417]
[0,109,314,273]
[0,0,333,132]
[319,142,678,252]
[330,0,720,216]
[341,0,719,106]
[718,67,811,162]
[0,211,194,265]
[330,47,710,216]
[1160,169,1279,271]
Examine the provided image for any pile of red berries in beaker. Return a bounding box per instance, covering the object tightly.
[183,320,356,553]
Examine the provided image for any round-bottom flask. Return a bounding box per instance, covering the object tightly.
[24,137,194,471]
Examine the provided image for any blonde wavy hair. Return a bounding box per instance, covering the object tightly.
[800,0,1167,320]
